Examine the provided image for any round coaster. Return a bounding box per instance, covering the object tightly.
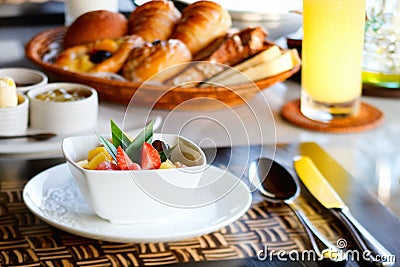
[281,99,384,133]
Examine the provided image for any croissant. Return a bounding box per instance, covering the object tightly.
[128,0,181,42]
[122,39,192,83]
[170,0,232,55]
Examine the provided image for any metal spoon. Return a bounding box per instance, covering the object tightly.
[249,157,345,262]
[0,133,57,141]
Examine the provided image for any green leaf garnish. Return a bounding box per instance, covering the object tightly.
[164,144,176,160]
[111,119,131,149]
[95,130,117,162]
[152,140,169,162]
[125,120,154,163]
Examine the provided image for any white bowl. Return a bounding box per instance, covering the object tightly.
[0,94,29,135]
[28,82,98,135]
[62,133,207,224]
[0,67,48,93]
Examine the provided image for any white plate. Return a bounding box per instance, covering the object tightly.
[23,163,252,243]
[0,116,162,156]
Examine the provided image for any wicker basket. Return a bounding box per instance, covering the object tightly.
[25,27,300,110]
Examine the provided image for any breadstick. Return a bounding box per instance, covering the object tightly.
[205,45,281,85]
[208,49,300,86]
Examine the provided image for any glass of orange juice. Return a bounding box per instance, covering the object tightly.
[301,0,366,122]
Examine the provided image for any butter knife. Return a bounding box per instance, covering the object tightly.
[293,155,394,267]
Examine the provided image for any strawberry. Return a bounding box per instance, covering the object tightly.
[116,146,141,170]
[96,161,119,170]
[141,142,161,170]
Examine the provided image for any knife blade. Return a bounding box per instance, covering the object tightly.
[293,155,394,267]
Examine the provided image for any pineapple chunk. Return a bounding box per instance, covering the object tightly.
[77,160,89,169]
[88,147,112,161]
[88,152,110,170]
[159,159,176,169]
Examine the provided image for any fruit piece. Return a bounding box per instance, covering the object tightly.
[116,146,141,170]
[89,50,112,63]
[88,147,113,161]
[141,142,161,170]
[77,160,89,169]
[88,152,111,170]
[152,140,169,162]
[151,140,165,152]
[95,131,117,162]
[159,159,176,169]
[96,161,119,170]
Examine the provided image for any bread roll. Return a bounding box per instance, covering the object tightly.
[170,1,232,55]
[122,40,192,83]
[128,0,181,42]
[63,10,128,48]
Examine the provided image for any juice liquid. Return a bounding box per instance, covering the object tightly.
[302,0,366,103]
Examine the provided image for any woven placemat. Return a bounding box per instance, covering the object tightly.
[0,178,348,266]
[281,99,384,133]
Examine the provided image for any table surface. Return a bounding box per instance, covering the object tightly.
[0,2,400,266]
[1,142,399,267]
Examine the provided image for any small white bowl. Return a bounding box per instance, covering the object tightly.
[0,94,29,135]
[62,133,207,224]
[0,67,48,93]
[28,82,98,135]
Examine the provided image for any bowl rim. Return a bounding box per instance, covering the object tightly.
[0,67,48,92]
[27,82,98,105]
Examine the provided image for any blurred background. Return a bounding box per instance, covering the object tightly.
[0,0,302,41]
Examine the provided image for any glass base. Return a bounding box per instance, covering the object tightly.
[300,93,360,122]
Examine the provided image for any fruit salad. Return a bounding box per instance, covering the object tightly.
[78,120,182,171]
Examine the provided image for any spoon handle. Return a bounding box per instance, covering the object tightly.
[0,135,25,139]
[289,202,345,262]
[0,133,57,140]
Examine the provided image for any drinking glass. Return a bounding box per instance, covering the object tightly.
[64,0,119,26]
[363,0,400,88]
[300,0,366,122]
